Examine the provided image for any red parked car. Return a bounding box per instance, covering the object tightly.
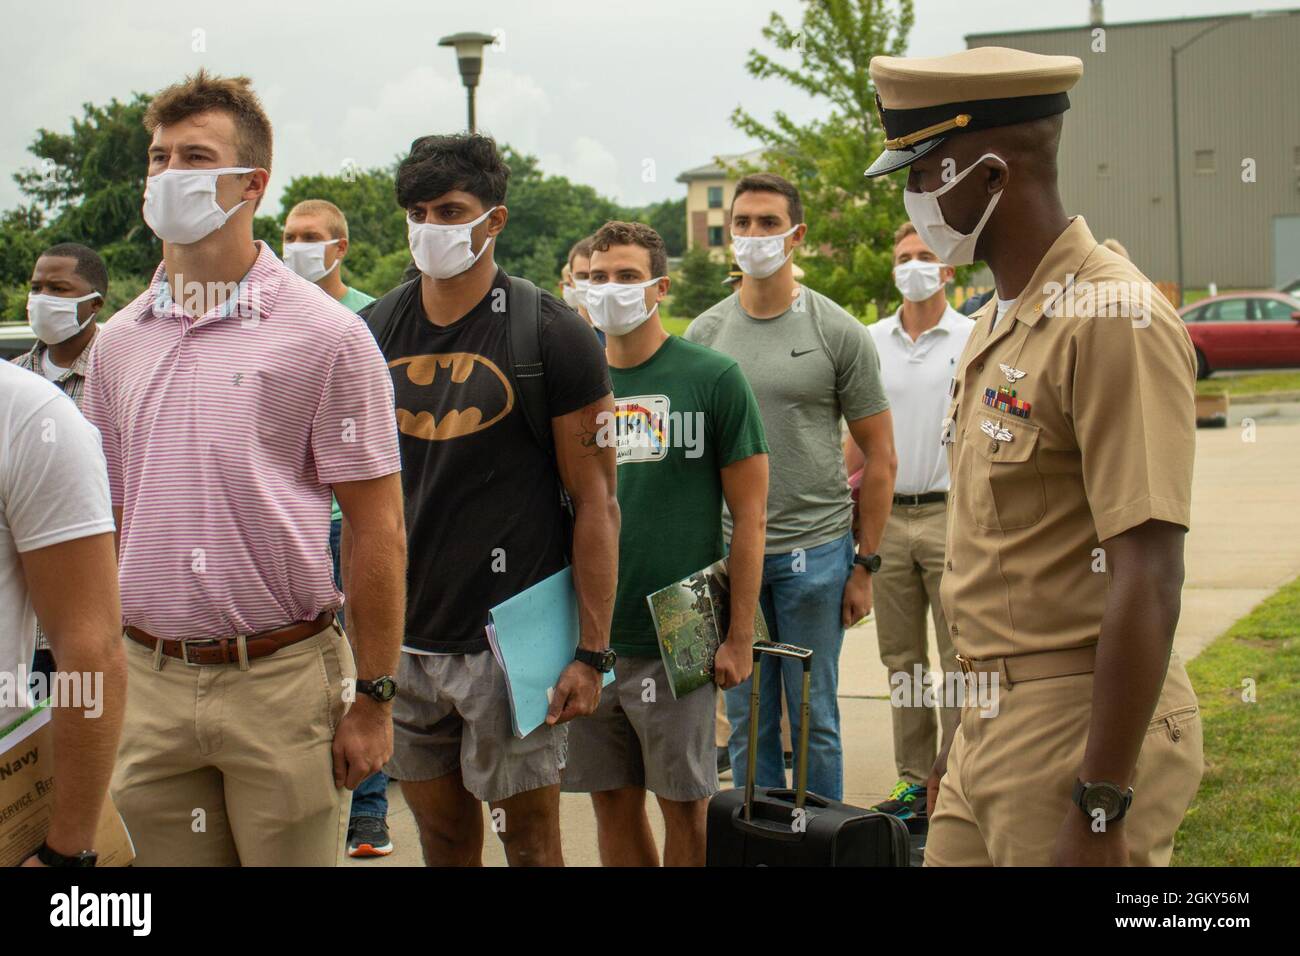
[1179,291,1300,378]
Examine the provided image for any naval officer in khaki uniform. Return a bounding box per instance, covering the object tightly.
[865,47,1203,866]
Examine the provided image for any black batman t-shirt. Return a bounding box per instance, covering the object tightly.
[366,269,610,652]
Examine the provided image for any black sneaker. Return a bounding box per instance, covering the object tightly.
[347,817,393,858]
[871,780,927,821]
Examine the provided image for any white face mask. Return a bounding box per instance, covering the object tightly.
[562,280,589,309]
[142,167,254,245]
[408,206,497,279]
[27,292,99,345]
[902,153,1004,267]
[284,240,341,283]
[731,225,798,279]
[894,259,946,302]
[585,278,663,336]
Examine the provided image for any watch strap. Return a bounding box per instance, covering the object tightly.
[36,841,97,867]
[574,647,615,673]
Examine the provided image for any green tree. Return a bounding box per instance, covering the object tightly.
[732,0,915,319]
[495,147,622,287]
[0,206,46,319]
[637,197,687,257]
[272,166,407,291]
[12,94,158,280]
[671,244,730,318]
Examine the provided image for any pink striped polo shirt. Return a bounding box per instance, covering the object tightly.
[82,241,401,640]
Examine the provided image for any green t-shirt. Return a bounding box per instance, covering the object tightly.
[331,286,378,522]
[339,286,377,313]
[608,336,768,657]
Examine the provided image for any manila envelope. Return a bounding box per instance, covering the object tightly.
[0,704,134,867]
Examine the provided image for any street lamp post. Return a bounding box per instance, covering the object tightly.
[439,32,495,133]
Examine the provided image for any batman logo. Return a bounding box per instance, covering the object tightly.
[388,352,515,441]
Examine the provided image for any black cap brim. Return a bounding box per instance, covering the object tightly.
[864,135,945,178]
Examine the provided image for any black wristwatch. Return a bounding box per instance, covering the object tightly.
[853,553,882,574]
[356,676,398,702]
[35,841,98,868]
[574,647,617,673]
[1073,778,1133,823]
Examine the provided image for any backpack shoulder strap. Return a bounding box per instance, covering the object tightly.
[505,275,554,461]
[361,278,419,349]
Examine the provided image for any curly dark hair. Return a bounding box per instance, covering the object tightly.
[591,221,667,278]
[396,133,510,210]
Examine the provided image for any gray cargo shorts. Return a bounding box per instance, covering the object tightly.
[563,655,718,802]
[385,648,568,803]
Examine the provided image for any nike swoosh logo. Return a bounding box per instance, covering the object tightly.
[791,348,818,358]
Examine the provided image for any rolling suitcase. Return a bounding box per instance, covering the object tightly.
[706,640,911,866]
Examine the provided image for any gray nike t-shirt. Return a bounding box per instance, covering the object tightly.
[684,286,888,555]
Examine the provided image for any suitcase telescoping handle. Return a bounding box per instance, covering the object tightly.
[743,641,813,822]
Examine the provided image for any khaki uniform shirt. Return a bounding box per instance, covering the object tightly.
[940,217,1196,660]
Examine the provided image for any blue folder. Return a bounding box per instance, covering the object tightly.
[487,566,615,738]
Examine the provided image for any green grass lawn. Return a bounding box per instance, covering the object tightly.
[661,316,691,337]
[1196,370,1300,398]
[1172,577,1300,865]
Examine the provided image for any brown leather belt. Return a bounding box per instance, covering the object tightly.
[955,644,1096,686]
[124,611,335,666]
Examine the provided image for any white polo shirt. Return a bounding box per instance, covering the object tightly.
[868,305,975,496]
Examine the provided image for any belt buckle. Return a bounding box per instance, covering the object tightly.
[955,654,974,677]
[180,638,223,666]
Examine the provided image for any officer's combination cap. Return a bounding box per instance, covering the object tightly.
[865,46,1083,177]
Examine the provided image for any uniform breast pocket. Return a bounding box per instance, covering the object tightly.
[965,418,1046,531]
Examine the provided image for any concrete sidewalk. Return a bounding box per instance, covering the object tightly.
[348,419,1300,867]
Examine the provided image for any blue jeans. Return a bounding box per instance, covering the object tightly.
[724,531,854,801]
[329,515,345,631]
[331,515,389,821]
[352,767,390,821]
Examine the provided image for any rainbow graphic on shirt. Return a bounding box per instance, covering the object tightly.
[613,395,671,463]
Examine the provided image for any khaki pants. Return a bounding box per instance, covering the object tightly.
[926,653,1203,866]
[873,501,958,785]
[111,622,356,866]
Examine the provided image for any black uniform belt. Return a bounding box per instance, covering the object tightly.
[893,491,947,506]
[955,644,1097,685]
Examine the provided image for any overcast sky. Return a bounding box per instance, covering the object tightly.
[1,0,1292,213]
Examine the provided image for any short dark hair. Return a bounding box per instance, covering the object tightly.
[591,221,668,278]
[39,243,108,296]
[396,133,510,210]
[568,236,594,270]
[732,172,804,225]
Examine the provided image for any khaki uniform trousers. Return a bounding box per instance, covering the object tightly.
[111,621,356,866]
[873,500,958,784]
[926,652,1203,866]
